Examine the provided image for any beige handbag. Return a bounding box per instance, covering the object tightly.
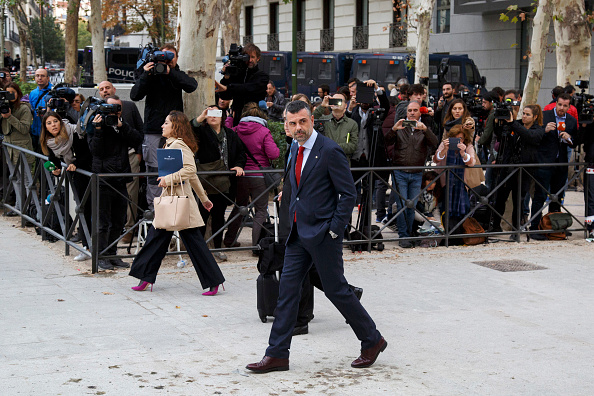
[153,173,191,231]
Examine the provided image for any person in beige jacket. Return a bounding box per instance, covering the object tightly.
[129,111,226,295]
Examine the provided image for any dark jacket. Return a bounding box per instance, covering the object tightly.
[191,123,247,169]
[577,122,594,164]
[219,65,269,127]
[384,124,438,171]
[121,100,144,153]
[266,90,286,122]
[508,121,545,164]
[538,110,578,163]
[48,133,92,172]
[87,121,143,186]
[349,90,390,167]
[130,65,197,134]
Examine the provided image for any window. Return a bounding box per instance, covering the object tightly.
[297,63,306,79]
[269,58,282,76]
[323,0,334,30]
[269,2,279,34]
[436,0,450,34]
[245,6,254,37]
[296,0,306,31]
[319,62,332,80]
[449,63,461,83]
[465,63,477,86]
[356,0,369,27]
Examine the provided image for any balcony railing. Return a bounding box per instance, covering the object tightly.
[389,23,407,48]
[10,31,20,43]
[296,31,305,51]
[243,35,253,46]
[320,28,334,52]
[352,25,368,50]
[267,33,279,51]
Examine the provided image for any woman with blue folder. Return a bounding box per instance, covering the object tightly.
[129,111,226,295]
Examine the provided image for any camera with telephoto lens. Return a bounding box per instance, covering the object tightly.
[224,43,250,77]
[95,103,121,127]
[0,72,6,79]
[45,84,76,119]
[0,90,16,114]
[494,98,521,121]
[573,80,594,124]
[136,43,175,76]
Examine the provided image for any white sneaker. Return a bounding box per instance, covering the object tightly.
[74,250,91,261]
[213,252,227,261]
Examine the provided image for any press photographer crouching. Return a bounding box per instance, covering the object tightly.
[88,99,143,270]
[489,104,545,237]
[1,83,34,216]
[215,43,269,127]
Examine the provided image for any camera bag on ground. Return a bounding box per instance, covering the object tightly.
[469,184,491,229]
[539,212,572,240]
[462,217,487,245]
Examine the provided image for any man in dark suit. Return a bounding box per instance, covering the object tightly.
[530,93,577,238]
[246,100,386,374]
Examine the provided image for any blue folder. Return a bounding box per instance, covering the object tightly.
[157,148,183,177]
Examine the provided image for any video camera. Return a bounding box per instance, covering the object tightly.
[44,83,76,119]
[313,118,330,134]
[92,102,121,128]
[136,43,175,76]
[573,80,594,124]
[0,90,15,114]
[224,43,250,77]
[493,98,521,121]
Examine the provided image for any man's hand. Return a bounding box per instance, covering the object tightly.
[559,131,572,141]
[214,81,228,93]
[266,101,273,108]
[392,119,405,131]
[1,108,11,118]
[52,169,61,176]
[427,107,434,116]
[92,114,102,129]
[321,95,330,108]
[417,121,427,131]
[231,166,244,176]
[348,95,357,112]
[66,164,77,172]
[143,62,155,72]
[364,79,378,89]
[545,122,556,133]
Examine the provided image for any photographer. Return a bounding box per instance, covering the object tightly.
[577,120,594,238]
[477,92,496,189]
[29,69,53,151]
[0,68,12,89]
[530,94,578,239]
[130,43,198,209]
[490,105,545,236]
[88,101,143,270]
[386,102,437,248]
[215,43,269,127]
[265,80,286,122]
[1,83,34,216]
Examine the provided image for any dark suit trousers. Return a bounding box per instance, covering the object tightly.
[129,226,225,289]
[266,223,381,359]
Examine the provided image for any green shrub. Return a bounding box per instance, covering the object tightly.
[268,121,288,170]
[15,81,37,96]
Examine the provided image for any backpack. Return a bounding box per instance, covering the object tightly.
[77,96,103,137]
[462,217,486,245]
[539,212,572,240]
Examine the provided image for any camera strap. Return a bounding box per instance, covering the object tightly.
[32,89,51,111]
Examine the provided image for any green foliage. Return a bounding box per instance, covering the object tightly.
[15,81,37,95]
[268,121,288,170]
[78,21,92,49]
[29,16,65,62]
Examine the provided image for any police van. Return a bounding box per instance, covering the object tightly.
[81,46,140,86]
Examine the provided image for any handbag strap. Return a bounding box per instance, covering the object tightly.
[243,145,264,170]
[162,172,186,196]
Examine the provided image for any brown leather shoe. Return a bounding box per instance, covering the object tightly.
[351,337,387,368]
[245,356,289,373]
[121,232,134,244]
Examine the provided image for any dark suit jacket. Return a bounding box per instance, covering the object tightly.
[538,110,577,163]
[287,133,356,246]
[349,90,390,167]
[121,100,144,153]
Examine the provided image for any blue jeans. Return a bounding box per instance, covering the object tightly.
[393,170,423,238]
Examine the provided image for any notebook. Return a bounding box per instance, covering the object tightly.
[157,148,183,177]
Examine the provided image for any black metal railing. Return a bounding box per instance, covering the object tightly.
[389,23,407,48]
[267,33,279,51]
[2,142,590,274]
[353,25,368,50]
[320,28,334,52]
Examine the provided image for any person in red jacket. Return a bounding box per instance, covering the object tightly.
[543,86,579,121]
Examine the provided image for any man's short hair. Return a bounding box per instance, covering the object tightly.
[491,86,505,99]
[408,83,425,96]
[105,95,121,101]
[551,86,564,98]
[244,43,261,58]
[557,93,572,103]
[482,92,493,102]
[285,99,311,117]
[319,84,330,94]
[504,89,518,99]
[337,86,350,102]
[268,80,275,87]
[161,43,178,56]
[347,77,361,86]
[442,81,453,89]
[564,84,575,94]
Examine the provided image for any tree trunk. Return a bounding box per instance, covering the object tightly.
[9,2,29,82]
[553,0,591,87]
[221,0,242,55]
[520,0,554,111]
[176,0,223,119]
[65,0,81,85]
[90,0,107,83]
[413,0,435,84]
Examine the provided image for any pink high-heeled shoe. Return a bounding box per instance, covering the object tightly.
[132,281,153,292]
[202,284,225,296]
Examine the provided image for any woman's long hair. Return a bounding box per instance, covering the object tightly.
[6,82,23,110]
[168,110,198,153]
[39,111,68,156]
[443,98,470,126]
[524,104,543,126]
[447,124,473,146]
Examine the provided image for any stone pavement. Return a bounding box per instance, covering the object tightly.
[1,215,594,395]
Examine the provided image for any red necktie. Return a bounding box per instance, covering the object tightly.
[294,146,305,222]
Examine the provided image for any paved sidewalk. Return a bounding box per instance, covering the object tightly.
[1,216,594,395]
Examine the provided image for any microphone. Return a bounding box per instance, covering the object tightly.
[44,161,56,172]
[420,106,429,114]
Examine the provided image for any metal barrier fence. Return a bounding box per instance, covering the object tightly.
[1,142,589,273]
